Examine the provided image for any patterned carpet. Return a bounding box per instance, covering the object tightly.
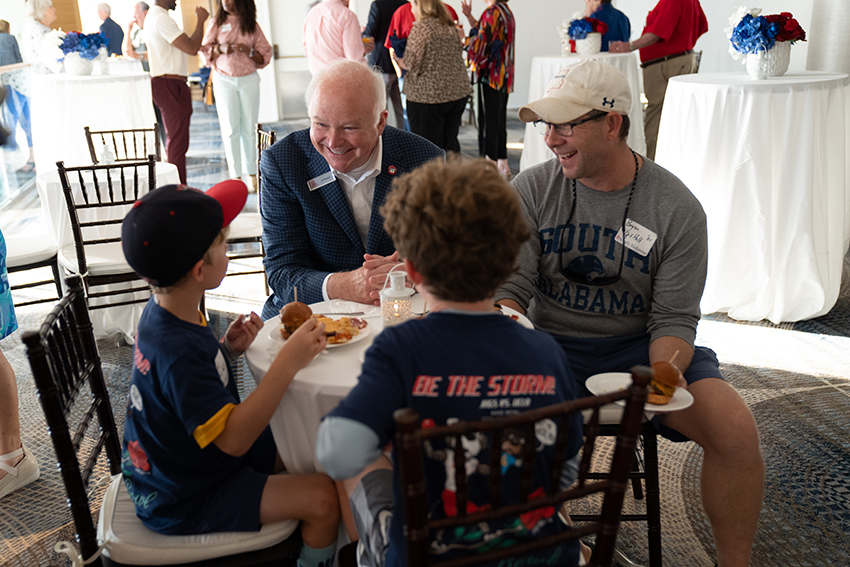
[2,103,849,566]
[2,286,850,566]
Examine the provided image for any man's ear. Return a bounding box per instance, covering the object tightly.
[376,109,389,136]
[403,258,424,286]
[604,112,624,141]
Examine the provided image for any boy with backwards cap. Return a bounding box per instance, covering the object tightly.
[121,181,340,567]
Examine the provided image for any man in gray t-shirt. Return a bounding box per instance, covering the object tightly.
[495,60,763,567]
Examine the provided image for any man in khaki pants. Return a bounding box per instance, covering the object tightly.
[610,0,707,160]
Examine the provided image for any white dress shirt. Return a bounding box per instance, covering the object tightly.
[321,138,384,300]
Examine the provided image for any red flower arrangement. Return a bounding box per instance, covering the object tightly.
[764,12,806,42]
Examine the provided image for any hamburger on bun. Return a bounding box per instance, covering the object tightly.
[279,301,313,339]
[648,361,679,405]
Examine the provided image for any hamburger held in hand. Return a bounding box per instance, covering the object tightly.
[279,300,314,339]
[278,301,365,344]
[647,361,680,405]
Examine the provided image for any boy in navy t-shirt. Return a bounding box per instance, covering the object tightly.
[121,181,339,567]
[315,159,583,567]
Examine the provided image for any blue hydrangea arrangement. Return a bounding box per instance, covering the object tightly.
[729,13,777,54]
[566,17,608,41]
[59,32,109,61]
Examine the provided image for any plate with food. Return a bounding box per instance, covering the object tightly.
[269,300,370,348]
[585,367,694,412]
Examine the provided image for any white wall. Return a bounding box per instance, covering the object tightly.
[240,0,818,116]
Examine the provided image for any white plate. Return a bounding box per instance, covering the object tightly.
[585,372,694,412]
[498,305,534,329]
[265,318,371,349]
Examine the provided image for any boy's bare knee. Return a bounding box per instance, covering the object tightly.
[310,475,341,521]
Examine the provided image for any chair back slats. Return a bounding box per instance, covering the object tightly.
[396,367,651,567]
[57,156,156,310]
[23,276,123,566]
[85,125,162,164]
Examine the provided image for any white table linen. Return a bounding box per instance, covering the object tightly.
[36,162,179,338]
[30,72,156,174]
[655,71,850,323]
[244,299,533,474]
[520,53,647,172]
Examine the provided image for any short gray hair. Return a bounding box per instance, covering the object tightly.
[26,0,54,21]
[98,3,112,16]
[137,2,150,11]
[305,60,387,122]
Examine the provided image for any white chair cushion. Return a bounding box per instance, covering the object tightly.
[58,243,136,276]
[98,475,299,565]
[5,233,58,268]
[228,212,262,240]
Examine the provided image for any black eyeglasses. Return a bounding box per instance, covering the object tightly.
[533,111,607,137]
[558,151,639,286]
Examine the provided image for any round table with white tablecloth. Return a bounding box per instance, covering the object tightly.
[29,72,156,174]
[519,53,646,171]
[655,71,850,323]
[244,298,532,474]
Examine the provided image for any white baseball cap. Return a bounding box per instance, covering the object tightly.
[518,59,631,124]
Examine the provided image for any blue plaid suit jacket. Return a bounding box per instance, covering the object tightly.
[260,126,443,318]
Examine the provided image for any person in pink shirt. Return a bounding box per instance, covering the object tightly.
[202,0,272,191]
[303,0,374,76]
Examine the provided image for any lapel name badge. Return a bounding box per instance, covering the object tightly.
[307,171,335,191]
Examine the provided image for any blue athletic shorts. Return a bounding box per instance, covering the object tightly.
[552,333,723,442]
[190,426,278,533]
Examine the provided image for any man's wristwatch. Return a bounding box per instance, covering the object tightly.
[629,42,637,52]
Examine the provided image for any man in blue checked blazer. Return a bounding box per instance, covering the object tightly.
[260,60,444,319]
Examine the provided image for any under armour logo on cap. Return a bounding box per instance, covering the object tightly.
[602,97,615,108]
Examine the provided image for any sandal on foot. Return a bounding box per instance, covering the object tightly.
[17,161,36,174]
[0,445,40,499]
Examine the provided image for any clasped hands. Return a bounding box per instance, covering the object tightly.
[328,251,410,305]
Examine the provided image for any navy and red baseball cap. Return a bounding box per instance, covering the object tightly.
[122,180,248,287]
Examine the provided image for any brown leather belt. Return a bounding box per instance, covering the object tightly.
[640,50,693,69]
[154,74,188,81]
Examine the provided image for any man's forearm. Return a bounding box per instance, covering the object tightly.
[648,336,693,374]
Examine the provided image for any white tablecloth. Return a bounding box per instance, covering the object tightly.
[30,72,156,174]
[36,162,179,338]
[519,53,647,171]
[655,71,850,323]
[244,299,532,474]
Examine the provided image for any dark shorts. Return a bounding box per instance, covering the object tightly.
[552,333,723,442]
[190,426,277,533]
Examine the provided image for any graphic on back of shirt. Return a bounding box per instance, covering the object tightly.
[421,417,562,559]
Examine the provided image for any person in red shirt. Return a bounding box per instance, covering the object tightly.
[610,0,707,160]
[384,1,458,53]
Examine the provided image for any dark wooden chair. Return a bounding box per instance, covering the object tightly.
[23,275,302,567]
[571,421,662,566]
[85,125,162,164]
[395,367,652,567]
[222,124,277,295]
[56,156,156,313]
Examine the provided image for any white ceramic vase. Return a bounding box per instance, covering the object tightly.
[746,40,791,79]
[575,32,602,55]
[64,52,94,76]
